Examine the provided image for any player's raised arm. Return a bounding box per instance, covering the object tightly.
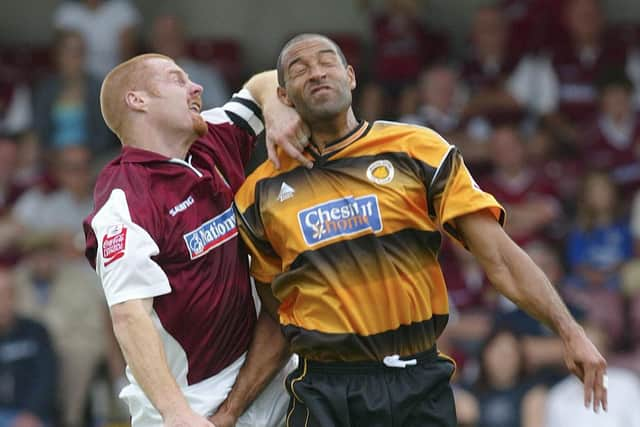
[243,70,312,169]
[455,210,608,413]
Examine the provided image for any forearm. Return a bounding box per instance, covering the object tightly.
[215,308,290,419]
[459,212,581,340]
[487,240,578,338]
[243,70,278,109]
[111,299,190,418]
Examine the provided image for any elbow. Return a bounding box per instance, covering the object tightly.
[109,301,143,337]
[484,254,525,304]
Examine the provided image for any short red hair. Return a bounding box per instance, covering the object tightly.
[100,53,172,140]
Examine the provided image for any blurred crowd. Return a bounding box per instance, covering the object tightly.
[1,0,640,426]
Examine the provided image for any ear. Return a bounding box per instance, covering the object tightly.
[125,90,147,112]
[347,65,356,91]
[277,86,294,108]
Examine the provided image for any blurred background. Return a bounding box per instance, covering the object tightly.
[1,0,640,426]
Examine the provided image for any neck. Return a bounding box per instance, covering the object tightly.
[310,109,359,151]
[125,120,194,159]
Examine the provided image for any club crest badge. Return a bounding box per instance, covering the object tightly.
[366,160,395,185]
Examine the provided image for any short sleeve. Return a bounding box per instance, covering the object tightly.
[199,88,264,169]
[428,146,505,247]
[86,188,171,306]
[234,184,282,284]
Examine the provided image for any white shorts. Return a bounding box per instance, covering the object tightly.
[122,354,298,427]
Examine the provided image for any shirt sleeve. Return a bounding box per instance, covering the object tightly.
[87,188,171,306]
[199,88,264,170]
[427,145,505,247]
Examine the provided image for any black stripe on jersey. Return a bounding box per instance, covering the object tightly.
[225,110,256,137]
[282,314,449,362]
[253,151,437,197]
[288,227,441,272]
[427,146,459,219]
[234,202,279,259]
[229,96,264,122]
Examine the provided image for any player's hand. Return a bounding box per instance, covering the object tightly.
[163,410,215,427]
[208,411,238,427]
[562,327,608,413]
[263,97,312,169]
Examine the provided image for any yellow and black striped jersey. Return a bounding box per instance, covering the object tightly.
[234,120,504,362]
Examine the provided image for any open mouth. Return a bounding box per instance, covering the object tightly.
[189,101,201,113]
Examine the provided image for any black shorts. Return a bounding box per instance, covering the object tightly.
[284,347,457,427]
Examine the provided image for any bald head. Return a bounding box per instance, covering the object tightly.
[100,53,173,140]
[276,33,347,87]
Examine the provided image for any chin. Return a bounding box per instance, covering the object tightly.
[192,114,208,137]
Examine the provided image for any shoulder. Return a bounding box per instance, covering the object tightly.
[235,159,280,210]
[90,160,155,224]
[371,120,453,166]
[371,120,450,145]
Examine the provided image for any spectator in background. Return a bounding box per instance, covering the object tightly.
[480,125,562,246]
[526,124,583,208]
[470,328,546,427]
[361,0,448,95]
[150,14,229,109]
[53,0,141,79]
[0,267,57,427]
[620,262,640,373]
[500,0,568,56]
[564,172,630,348]
[400,64,465,134]
[354,81,387,122]
[0,70,32,137]
[12,145,94,258]
[400,64,495,170]
[567,172,633,291]
[631,188,640,254]
[33,30,114,156]
[461,6,527,129]
[0,134,28,267]
[583,69,640,195]
[545,321,640,427]
[535,0,630,146]
[13,239,122,427]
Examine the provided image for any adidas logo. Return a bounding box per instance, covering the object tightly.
[277,182,295,202]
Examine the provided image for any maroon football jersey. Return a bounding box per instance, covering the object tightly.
[84,89,262,386]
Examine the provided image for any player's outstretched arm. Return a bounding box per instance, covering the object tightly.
[455,210,608,413]
[243,70,311,169]
[209,288,290,427]
[110,298,214,427]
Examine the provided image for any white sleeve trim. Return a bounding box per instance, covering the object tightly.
[200,88,264,136]
[91,189,171,307]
